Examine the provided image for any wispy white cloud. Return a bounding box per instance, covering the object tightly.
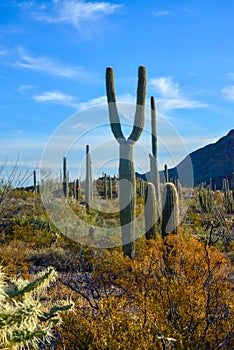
[150,77,180,98]
[18,84,34,93]
[33,90,79,107]
[221,85,234,100]
[149,76,208,111]
[33,0,123,29]
[15,47,86,78]
[153,10,171,17]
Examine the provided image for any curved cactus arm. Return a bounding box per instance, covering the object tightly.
[106,67,125,142]
[128,66,146,143]
[151,96,157,157]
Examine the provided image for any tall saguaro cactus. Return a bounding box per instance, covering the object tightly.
[106,66,146,259]
[149,96,161,225]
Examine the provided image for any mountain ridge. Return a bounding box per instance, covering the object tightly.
[136,129,234,189]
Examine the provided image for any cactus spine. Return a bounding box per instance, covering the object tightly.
[162,182,179,238]
[106,66,146,259]
[85,145,92,209]
[144,182,157,239]
[149,96,161,224]
[63,156,68,199]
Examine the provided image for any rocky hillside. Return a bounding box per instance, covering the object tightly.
[137,129,234,189]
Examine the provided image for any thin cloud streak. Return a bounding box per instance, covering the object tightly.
[33,91,79,108]
[33,0,123,28]
[153,10,171,17]
[15,47,86,78]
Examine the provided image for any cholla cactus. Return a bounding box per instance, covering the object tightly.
[0,266,73,350]
[106,66,146,259]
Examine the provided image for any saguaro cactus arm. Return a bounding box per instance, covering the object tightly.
[106,67,125,142]
[128,66,146,143]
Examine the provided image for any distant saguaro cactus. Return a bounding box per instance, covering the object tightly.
[103,173,107,199]
[75,178,79,201]
[63,156,68,199]
[164,164,169,183]
[162,182,179,237]
[85,145,92,209]
[149,96,161,225]
[144,182,157,239]
[33,169,37,193]
[106,66,146,259]
[108,175,113,199]
[198,187,213,213]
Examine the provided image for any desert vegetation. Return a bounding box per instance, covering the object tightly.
[0,66,233,349]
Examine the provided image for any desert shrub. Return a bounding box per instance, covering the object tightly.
[58,234,234,349]
[28,246,80,272]
[0,240,34,278]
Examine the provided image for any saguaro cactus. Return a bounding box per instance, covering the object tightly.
[108,175,113,199]
[106,66,146,259]
[164,164,169,183]
[162,182,179,238]
[144,182,157,239]
[149,96,161,224]
[63,156,68,199]
[75,178,79,201]
[103,173,107,199]
[33,169,37,193]
[85,145,92,209]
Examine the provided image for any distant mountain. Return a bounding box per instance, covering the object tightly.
[136,129,234,189]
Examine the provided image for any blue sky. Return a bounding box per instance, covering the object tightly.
[0,0,234,181]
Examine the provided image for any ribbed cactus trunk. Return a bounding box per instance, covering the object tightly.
[144,182,157,240]
[106,66,146,259]
[63,156,68,199]
[149,96,161,229]
[162,182,179,238]
[140,178,145,198]
[85,145,92,209]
